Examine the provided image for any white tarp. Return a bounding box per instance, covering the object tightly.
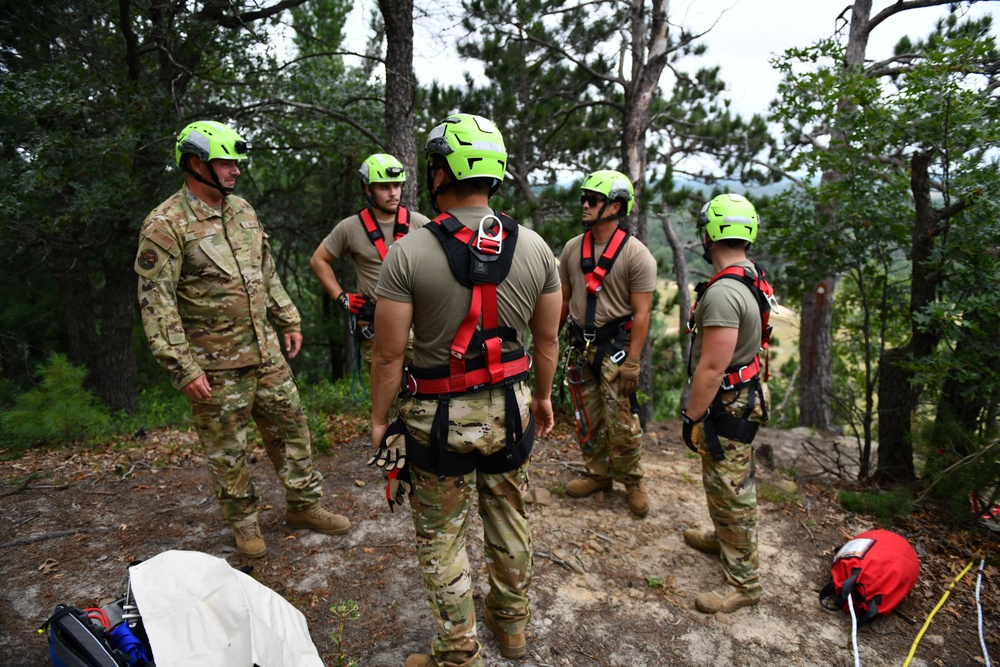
[129,550,324,667]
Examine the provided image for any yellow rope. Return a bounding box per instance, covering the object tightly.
[901,559,975,667]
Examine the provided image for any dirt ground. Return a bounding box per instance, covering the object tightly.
[1,418,997,667]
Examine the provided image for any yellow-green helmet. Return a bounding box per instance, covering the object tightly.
[424,113,506,184]
[359,153,406,185]
[582,170,634,215]
[698,193,759,244]
[175,120,250,168]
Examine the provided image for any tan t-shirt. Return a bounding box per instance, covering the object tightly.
[321,207,430,298]
[559,229,658,328]
[376,206,561,369]
[690,260,763,370]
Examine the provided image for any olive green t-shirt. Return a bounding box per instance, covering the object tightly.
[559,230,658,327]
[376,206,561,369]
[690,260,763,370]
[321,207,430,298]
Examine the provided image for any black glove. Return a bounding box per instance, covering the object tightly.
[336,292,351,312]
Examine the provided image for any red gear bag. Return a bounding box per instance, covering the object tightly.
[819,529,920,623]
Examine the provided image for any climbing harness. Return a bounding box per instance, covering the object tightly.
[685,260,777,460]
[403,211,533,480]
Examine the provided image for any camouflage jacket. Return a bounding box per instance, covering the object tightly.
[135,184,300,389]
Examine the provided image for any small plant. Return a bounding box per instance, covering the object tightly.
[838,485,914,526]
[1,353,111,449]
[329,600,360,667]
[644,574,664,588]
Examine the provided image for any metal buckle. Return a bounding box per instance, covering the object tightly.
[361,324,375,340]
[583,331,597,343]
[475,214,503,255]
[721,364,749,391]
[609,349,627,364]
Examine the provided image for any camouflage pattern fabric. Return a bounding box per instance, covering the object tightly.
[190,356,324,522]
[400,383,533,667]
[565,347,643,483]
[135,185,300,389]
[695,383,770,595]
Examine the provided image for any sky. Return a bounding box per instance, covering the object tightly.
[342,0,999,119]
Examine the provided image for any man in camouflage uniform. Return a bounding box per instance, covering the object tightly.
[682,193,771,613]
[309,153,429,373]
[560,170,656,517]
[135,120,351,559]
[369,114,561,667]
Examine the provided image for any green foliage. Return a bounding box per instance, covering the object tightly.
[644,574,664,588]
[328,599,361,667]
[838,486,914,526]
[0,353,112,448]
[300,378,370,453]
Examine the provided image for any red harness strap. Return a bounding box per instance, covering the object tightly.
[582,225,630,295]
[358,206,411,261]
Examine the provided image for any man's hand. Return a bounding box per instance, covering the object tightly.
[531,396,554,438]
[611,356,641,396]
[283,331,303,359]
[681,408,707,453]
[182,374,212,401]
[337,292,371,315]
[368,430,406,472]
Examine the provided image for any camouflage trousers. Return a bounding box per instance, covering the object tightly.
[189,356,324,524]
[400,382,534,667]
[565,347,644,483]
[696,383,770,595]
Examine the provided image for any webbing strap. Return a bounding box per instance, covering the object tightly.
[358,206,411,261]
[581,226,631,337]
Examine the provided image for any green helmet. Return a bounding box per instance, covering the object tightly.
[359,153,406,185]
[424,113,507,183]
[175,120,250,168]
[698,193,759,244]
[582,170,634,215]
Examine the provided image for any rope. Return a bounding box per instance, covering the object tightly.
[901,559,975,667]
[977,559,992,667]
[848,594,861,667]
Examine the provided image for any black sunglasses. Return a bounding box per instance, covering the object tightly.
[580,193,607,207]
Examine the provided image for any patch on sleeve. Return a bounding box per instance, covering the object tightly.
[138,248,159,270]
[146,226,179,256]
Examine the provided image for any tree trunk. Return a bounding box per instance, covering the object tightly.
[379,0,417,208]
[621,0,669,427]
[876,346,916,481]
[662,214,692,406]
[94,257,138,413]
[876,151,941,482]
[798,276,836,430]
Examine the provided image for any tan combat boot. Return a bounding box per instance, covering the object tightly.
[232,519,267,559]
[565,476,612,498]
[695,584,760,614]
[625,482,649,517]
[286,504,352,535]
[404,654,435,667]
[484,608,526,659]
[683,528,722,555]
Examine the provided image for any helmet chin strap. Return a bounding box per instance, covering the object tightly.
[583,201,624,228]
[183,158,232,197]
